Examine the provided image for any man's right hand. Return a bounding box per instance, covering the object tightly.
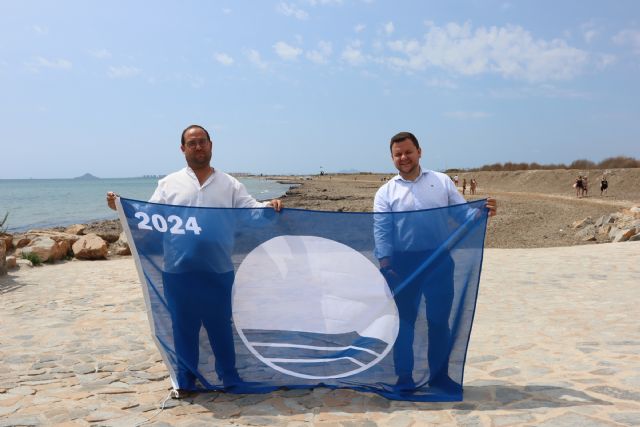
[106,191,118,211]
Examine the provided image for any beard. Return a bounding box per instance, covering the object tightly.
[186,151,212,170]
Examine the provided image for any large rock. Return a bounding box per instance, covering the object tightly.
[13,234,30,249]
[0,233,12,251]
[575,224,597,241]
[571,217,593,229]
[72,234,108,260]
[111,232,131,256]
[612,228,637,243]
[0,240,6,276]
[65,224,86,235]
[6,255,17,269]
[20,237,58,262]
[629,232,640,242]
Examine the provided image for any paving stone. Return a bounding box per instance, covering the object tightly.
[588,386,640,402]
[537,412,616,427]
[491,413,536,426]
[610,412,640,426]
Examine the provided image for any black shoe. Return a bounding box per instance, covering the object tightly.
[171,388,197,399]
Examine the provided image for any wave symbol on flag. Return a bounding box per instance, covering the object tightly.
[232,235,399,379]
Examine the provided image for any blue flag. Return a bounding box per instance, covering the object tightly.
[116,197,488,401]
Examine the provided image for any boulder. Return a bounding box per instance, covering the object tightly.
[571,217,593,229]
[575,225,597,241]
[111,232,131,256]
[20,237,58,262]
[6,255,17,269]
[608,226,620,240]
[65,224,86,235]
[0,233,13,251]
[594,215,605,228]
[0,240,6,276]
[629,233,640,242]
[612,228,637,243]
[72,234,108,260]
[13,235,30,249]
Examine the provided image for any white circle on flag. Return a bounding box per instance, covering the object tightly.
[232,235,399,379]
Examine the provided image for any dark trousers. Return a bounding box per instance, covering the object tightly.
[388,251,454,383]
[163,270,238,389]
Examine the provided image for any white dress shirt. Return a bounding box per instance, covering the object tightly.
[149,167,268,208]
[373,169,467,259]
[149,167,267,273]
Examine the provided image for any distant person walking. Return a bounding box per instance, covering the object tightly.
[462,178,467,195]
[470,179,477,195]
[453,175,459,187]
[574,175,584,198]
[600,176,608,196]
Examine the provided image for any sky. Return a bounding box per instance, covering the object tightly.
[1,0,639,178]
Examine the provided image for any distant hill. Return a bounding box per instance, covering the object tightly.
[74,173,100,180]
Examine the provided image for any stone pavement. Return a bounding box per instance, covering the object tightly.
[1,242,639,426]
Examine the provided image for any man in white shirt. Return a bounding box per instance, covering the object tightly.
[374,131,495,393]
[107,125,283,392]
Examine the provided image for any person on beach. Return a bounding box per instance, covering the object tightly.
[453,175,459,187]
[373,131,496,393]
[601,175,608,196]
[106,124,283,394]
[462,178,467,195]
[470,178,477,195]
[575,175,584,197]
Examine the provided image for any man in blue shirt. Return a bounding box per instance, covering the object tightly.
[374,131,496,393]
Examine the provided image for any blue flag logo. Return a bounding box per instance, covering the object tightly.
[117,198,488,401]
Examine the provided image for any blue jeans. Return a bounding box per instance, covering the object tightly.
[163,270,238,389]
[386,251,454,384]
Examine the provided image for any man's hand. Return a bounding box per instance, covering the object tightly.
[486,197,497,217]
[269,199,283,212]
[106,191,118,211]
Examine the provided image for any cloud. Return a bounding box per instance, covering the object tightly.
[246,49,268,69]
[384,22,589,82]
[27,56,72,71]
[273,41,303,60]
[612,29,640,54]
[426,78,458,89]
[306,41,332,64]
[384,22,394,36]
[107,65,141,79]
[214,52,234,66]
[342,41,365,65]
[31,25,48,35]
[444,111,491,119]
[277,2,309,20]
[89,49,111,59]
[307,0,343,5]
[354,24,366,33]
[581,21,600,43]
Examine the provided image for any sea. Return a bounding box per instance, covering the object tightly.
[0,177,294,233]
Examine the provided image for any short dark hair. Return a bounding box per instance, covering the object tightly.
[390,132,420,152]
[181,124,211,146]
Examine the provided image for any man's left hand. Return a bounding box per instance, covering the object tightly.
[269,199,283,212]
[486,197,497,217]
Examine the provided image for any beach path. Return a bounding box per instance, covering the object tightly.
[1,242,639,426]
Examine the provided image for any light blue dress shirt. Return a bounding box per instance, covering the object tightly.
[373,169,467,259]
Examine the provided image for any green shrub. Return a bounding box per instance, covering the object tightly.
[21,252,42,266]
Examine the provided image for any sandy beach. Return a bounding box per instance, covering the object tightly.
[1,169,640,426]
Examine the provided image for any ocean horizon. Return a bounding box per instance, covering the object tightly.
[0,176,293,232]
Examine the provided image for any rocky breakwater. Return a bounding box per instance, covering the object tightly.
[0,220,129,273]
[570,206,640,242]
